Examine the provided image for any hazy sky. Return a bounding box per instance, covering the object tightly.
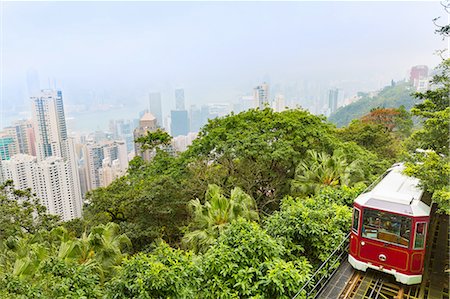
[1,1,447,116]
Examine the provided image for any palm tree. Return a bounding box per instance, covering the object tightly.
[291,149,364,196]
[183,184,258,253]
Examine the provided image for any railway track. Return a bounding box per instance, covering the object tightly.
[339,270,420,299]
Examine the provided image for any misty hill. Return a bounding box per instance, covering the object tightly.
[328,82,418,127]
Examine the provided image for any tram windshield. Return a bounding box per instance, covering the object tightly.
[361,208,411,247]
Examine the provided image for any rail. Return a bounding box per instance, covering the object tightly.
[292,232,350,299]
[339,270,420,299]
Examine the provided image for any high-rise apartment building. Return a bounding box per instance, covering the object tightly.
[0,136,17,160]
[1,90,83,221]
[410,65,429,90]
[328,88,339,114]
[149,92,163,126]
[2,153,83,221]
[31,90,69,161]
[171,110,189,137]
[254,83,269,109]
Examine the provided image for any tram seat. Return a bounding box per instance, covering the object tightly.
[377,231,409,247]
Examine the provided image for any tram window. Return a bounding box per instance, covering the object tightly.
[414,222,427,249]
[352,208,360,234]
[361,208,411,247]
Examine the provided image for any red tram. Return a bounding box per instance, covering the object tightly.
[348,163,431,285]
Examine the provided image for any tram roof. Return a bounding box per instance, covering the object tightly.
[354,163,431,217]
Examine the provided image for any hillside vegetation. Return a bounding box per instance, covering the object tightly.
[329,82,418,127]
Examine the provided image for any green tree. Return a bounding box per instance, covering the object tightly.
[329,82,417,127]
[105,241,198,299]
[265,190,353,264]
[184,108,378,213]
[336,119,402,161]
[135,128,172,152]
[182,184,258,253]
[407,59,450,154]
[291,149,364,196]
[405,59,450,214]
[199,219,311,298]
[0,181,59,241]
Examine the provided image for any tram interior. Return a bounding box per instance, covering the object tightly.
[361,208,411,247]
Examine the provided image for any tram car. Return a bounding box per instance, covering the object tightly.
[348,163,431,285]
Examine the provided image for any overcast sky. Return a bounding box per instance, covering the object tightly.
[1,1,447,115]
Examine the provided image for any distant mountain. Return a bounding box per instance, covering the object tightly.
[328,83,418,127]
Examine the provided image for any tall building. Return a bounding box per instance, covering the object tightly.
[171,110,189,137]
[410,65,429,90]
[2,89,84,221]
[410,65,428,84]
[2,154,83,221]
[0,136,17,160]
[0,120,36,160]
[31,90,69,161]
[189,105,202,133]
[109,119,136,153]
[175,88,185,110]
[81,140,128,191]
[149,92,163,126]
[133,112,158,161]
[328,88,339,114]
[254,83,269,109]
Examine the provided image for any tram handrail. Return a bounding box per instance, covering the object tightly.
[292,232,351,299]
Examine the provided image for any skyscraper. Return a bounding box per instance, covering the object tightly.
[254,83,269,109]
[328,88,339,114]
[175,88,185,110]
[171,110,189,137]
[2,89,85,221]
[31,90,68,161]
[149,92,163,126]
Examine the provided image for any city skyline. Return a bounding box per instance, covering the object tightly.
[1,1,447,132]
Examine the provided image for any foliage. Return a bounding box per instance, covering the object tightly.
[199,219,311,298]
[329,82,417,128]
[84,166,189,252]
[405,59,450,214]
[135,128,173,152]
[265,191,352,264]
[106,241,198,299]
[0,181,60,241]
[0,222,129,291]
[184,108,378,213]
[337,119,401,161]
[407,59,450,155]
[183,184,259,253]
[361,106,413,138]
[405,151,450,214]
[291,149,364,196]
[0,259,103,299]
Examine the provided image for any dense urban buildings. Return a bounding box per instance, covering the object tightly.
[1,90,83,221]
